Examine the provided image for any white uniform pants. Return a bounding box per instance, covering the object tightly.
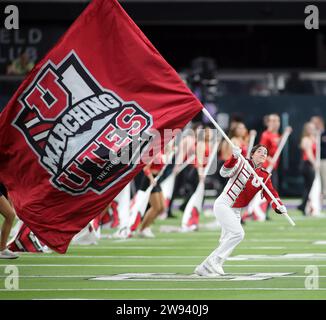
[211,200,245,263]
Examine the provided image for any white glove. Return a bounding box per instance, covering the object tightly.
[275,205,287,215]
[232,146,242,159]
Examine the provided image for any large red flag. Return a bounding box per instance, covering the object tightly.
[0,0,203,253]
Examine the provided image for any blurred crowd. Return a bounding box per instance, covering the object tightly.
[6,51,35,76]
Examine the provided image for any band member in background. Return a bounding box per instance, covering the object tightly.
[310,116,326,203]
[195,144,286,276]
[138,151,166,238]
[168,124,212,216]
[259,114,281,187]
[220,122,249,160]
[298,122,318,215]
[195,125,214,182]
[259,114,282,220]
[167,124,200,218]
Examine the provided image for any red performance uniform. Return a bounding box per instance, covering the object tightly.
[302,142,316,161]
[259,130,281,169]
[218,155,283,209]
[193,141,211,168]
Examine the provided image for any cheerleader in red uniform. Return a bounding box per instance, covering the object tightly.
[259,114,281,185]
[181,126,213,210]
[138,152,166,238]
[298,122,318,215]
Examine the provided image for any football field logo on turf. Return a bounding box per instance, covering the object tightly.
[89,272,294,281]
[13,51,153,195]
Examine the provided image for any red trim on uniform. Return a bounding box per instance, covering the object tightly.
[226,162,247,200]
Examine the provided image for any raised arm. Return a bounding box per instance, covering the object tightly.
[220,146,242,178]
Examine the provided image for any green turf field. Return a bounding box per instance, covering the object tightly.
[1,203,326,300]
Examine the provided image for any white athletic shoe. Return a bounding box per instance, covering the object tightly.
[0,249,19,259]
[194,262,220,277]
[111,227,131,239]
[139,227,155,238]
[212,264,225,276]
[207,256,225,275]
[181,225,198,233]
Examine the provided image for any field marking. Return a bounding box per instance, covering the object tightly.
[245,233,326,236]
[229,253,326,260]
[68,245,314,250]
[0,288,325,292]
[73,246,218,249]
[7,254,286,259]
[70,240,326,249]
[0,274,324,279]
[13,246,293,254]
[88,272,319,282]
[4,253,326,262]
[5,256,210,259]
[11,253,326,259]
[93,238,324,242]
[314,241,326,245]
[1,264,326,267]
[246,239,322,242]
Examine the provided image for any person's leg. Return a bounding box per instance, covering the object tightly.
[158,192,166,216]
[210,203,244,263]
[299,162,308,211]
[179,166,199,211]
[0,195,16,251]
[140,192,164,231]
[320,159,326,201]
[195,201,244,275]
[300,162,315,214]
[167,170,184,217]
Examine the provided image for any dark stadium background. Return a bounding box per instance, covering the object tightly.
[1,0,326,196]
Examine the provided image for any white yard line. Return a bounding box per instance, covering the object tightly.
[1,264,326,267]
[0,275,324,279]
[0,288,325,291]
[10,252,326,258]
[70,240,324,249]
[104,238,316,241]
[74,245,218,250]
[3,255,205,259]
[247,239,319,242]
[68,245,306,249]
[12,247,288,253]
[1,254,278,259]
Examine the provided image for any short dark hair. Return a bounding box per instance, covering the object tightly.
[250,144,268,158]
